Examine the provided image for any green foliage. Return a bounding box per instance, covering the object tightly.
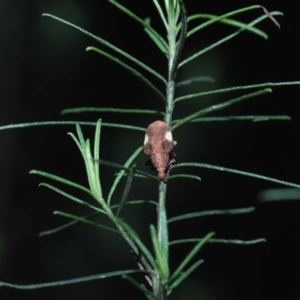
[1,1,300,299]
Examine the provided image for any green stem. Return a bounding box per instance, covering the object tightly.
[165,81,175,126]
[155,181,168,298]
[154,3,188,299]
[165,27,176,126]
[157,183,167,247]
[165,2,187,126]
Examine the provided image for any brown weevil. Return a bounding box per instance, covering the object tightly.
[143,120,177,180]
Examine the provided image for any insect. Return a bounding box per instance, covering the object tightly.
[143,120,177,180]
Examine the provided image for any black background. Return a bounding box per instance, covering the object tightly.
[1,0,300,299]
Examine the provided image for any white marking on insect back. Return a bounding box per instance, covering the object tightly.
[144,134,149,145]
[165,130,173,141]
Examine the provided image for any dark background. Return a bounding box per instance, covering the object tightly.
[1,0,300,299]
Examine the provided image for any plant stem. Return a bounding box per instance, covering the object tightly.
[154,2,188,299]
[165,20,177,125]
[165,2,187,126]
[165,80,175,125]
[157,182,167,249]
[157,181,168,298]
[155,4,178,299]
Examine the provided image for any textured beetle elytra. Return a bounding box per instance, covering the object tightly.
[144,120,177,180]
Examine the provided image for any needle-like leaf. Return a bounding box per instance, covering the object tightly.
[0,121,145,132]
[188,115,291,122]
[108,0,168,51]
[168,174,201,181]
[107,147,143,206]
[54,211,119,234]
[87,47,166,103]
[168,259,204,294]
[39,183,105,213]
[39,211,100,237]
[61,107,163,116]
[169,238,266,246]
[173,89,271,130]
[116,164,136,217]
[173,163,300,188]
[175,81,300,103]
[0,270,149,289]
[176,76,215,87]
[39,200,157,237]
[168,207,255,223]
[188,5,269,38]
[169,232,215,284]
[122,275,159,300]
[29,170,92,196]
[152,0,168,29]
[179,11,283,68]
[116,219,159,274]
[43,13,166,84]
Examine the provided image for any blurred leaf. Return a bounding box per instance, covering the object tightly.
[176,76,215,87]
[258,188,300,202]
